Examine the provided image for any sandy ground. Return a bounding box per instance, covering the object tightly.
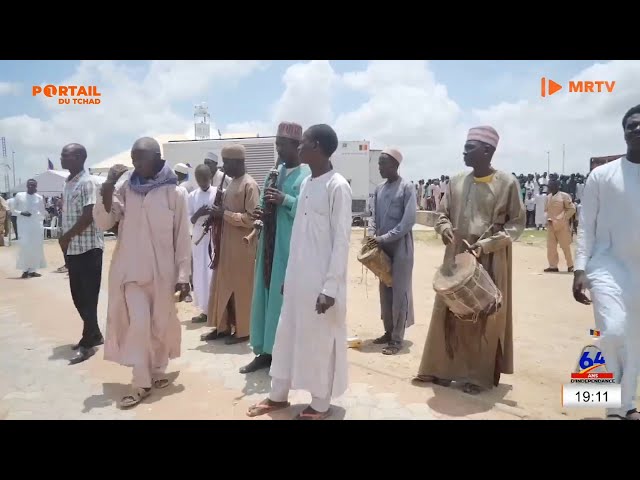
[0,226,609,420]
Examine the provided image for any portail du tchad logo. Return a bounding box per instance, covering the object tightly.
[32,85,101,105]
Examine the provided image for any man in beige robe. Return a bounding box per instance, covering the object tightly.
[201,144,260,345]
[94,137,192,409]
[544,178,576,273]
[414,126,525,394]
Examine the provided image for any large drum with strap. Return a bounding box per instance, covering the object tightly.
[432,250,502,322]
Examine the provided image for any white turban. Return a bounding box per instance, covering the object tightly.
[174,163,189,174]
[204,151,218,162]
[382,148,403,164]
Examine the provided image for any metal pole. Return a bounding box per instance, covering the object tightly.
[546,151,550,174]
[562,144,565,175]
[11,151,15,188]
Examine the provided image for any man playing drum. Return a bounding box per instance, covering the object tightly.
[413,126,525,394]
[366,148,417,355]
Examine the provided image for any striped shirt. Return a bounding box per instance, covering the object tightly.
[62,170,104,255]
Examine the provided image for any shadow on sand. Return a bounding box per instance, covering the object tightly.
[240,369,271,397]
[180,319,207,332]
[354,339,414,356]
[82,371,184,413]
[411,380,515,417]
[193,339,251,356]
[49,344,78,362]
[248,402,347,421]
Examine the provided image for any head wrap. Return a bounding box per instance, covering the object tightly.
[174,163,189,174]
[382,148,403,164]
[204,152,218,162]
[467,126,499,149]
[277,121,303,141]
[221,144,246,160]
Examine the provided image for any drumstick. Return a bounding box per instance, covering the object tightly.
[462,239,481,260]
[442,229,459,276]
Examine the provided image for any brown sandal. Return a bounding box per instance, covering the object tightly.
[247,398,290,417]
[119,387,151,409]
[153,378,170,389]
[412,375,452,387]
[295,406,332,420]
[382,345,400,355]
[463,383,482,395]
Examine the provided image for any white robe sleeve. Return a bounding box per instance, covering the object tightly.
[575,175,598,271]
[367,186,377,237]
[173,187,192,285]
[321,180,353,300]
[93,184,125,231]
[34,195,46,222]
[11,195,22,216]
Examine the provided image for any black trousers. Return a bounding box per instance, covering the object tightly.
[526,210,535,228]
[11,216,17,238]
[67,248,103,347]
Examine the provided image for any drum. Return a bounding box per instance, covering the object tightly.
[432,251,502,322]
[357,242,392,287]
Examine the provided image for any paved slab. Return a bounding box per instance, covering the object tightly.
[0,239,527,420]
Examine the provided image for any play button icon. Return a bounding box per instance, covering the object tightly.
[541,77,563,97]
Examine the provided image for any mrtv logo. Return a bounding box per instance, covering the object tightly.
[571,345,614,383]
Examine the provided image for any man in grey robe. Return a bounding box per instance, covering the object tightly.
[366,148,416,355]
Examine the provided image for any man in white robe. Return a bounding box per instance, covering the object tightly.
[247,124,352,420]
[175,163,196,193]
[534,186,547,230]
[13,179,47,278]
[573,104,640,420]
[188,165,217,323]
[204,152,231,190]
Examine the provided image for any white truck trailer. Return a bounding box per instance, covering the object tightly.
[162,136,277,188]
[162,136,374,222]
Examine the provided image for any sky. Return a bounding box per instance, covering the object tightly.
[0,59,637,188]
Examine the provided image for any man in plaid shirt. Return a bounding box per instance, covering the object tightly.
[60,143,105,365]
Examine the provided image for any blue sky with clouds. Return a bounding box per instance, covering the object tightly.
[0,59,635,185]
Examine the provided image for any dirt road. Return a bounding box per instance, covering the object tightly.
[0,228,607,420]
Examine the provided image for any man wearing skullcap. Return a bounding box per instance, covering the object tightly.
[366,148,417,355]
[201,144,260,345]
[94,137,192,408]
[204,152,231,189]
[248,124,352,420]
[241,122,311,373]
[174,163,196,193]
[414,126,525,394]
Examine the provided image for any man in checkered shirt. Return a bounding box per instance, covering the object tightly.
[60,143,105,365]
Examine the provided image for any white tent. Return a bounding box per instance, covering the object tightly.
[88,134,190,174]
[14,170,106,196]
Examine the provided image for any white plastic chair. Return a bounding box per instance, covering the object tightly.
[44,216,59,239]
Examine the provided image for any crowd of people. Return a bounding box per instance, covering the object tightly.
[1,103,639,420]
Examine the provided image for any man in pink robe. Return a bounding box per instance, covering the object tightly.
[94,137,192,409]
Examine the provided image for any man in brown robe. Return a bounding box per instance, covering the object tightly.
[414,126,525,394]
[201,144,260,345]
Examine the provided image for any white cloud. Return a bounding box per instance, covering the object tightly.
[2,59,639,190]
[335,60,464,180]
[0,61,266,184]
[0,82,20,96]
[472,60,640,176]
[271,60,338,128]
[264,59,640,181]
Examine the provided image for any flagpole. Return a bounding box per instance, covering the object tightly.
[12,151,15,188]
[562,144,565,175]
